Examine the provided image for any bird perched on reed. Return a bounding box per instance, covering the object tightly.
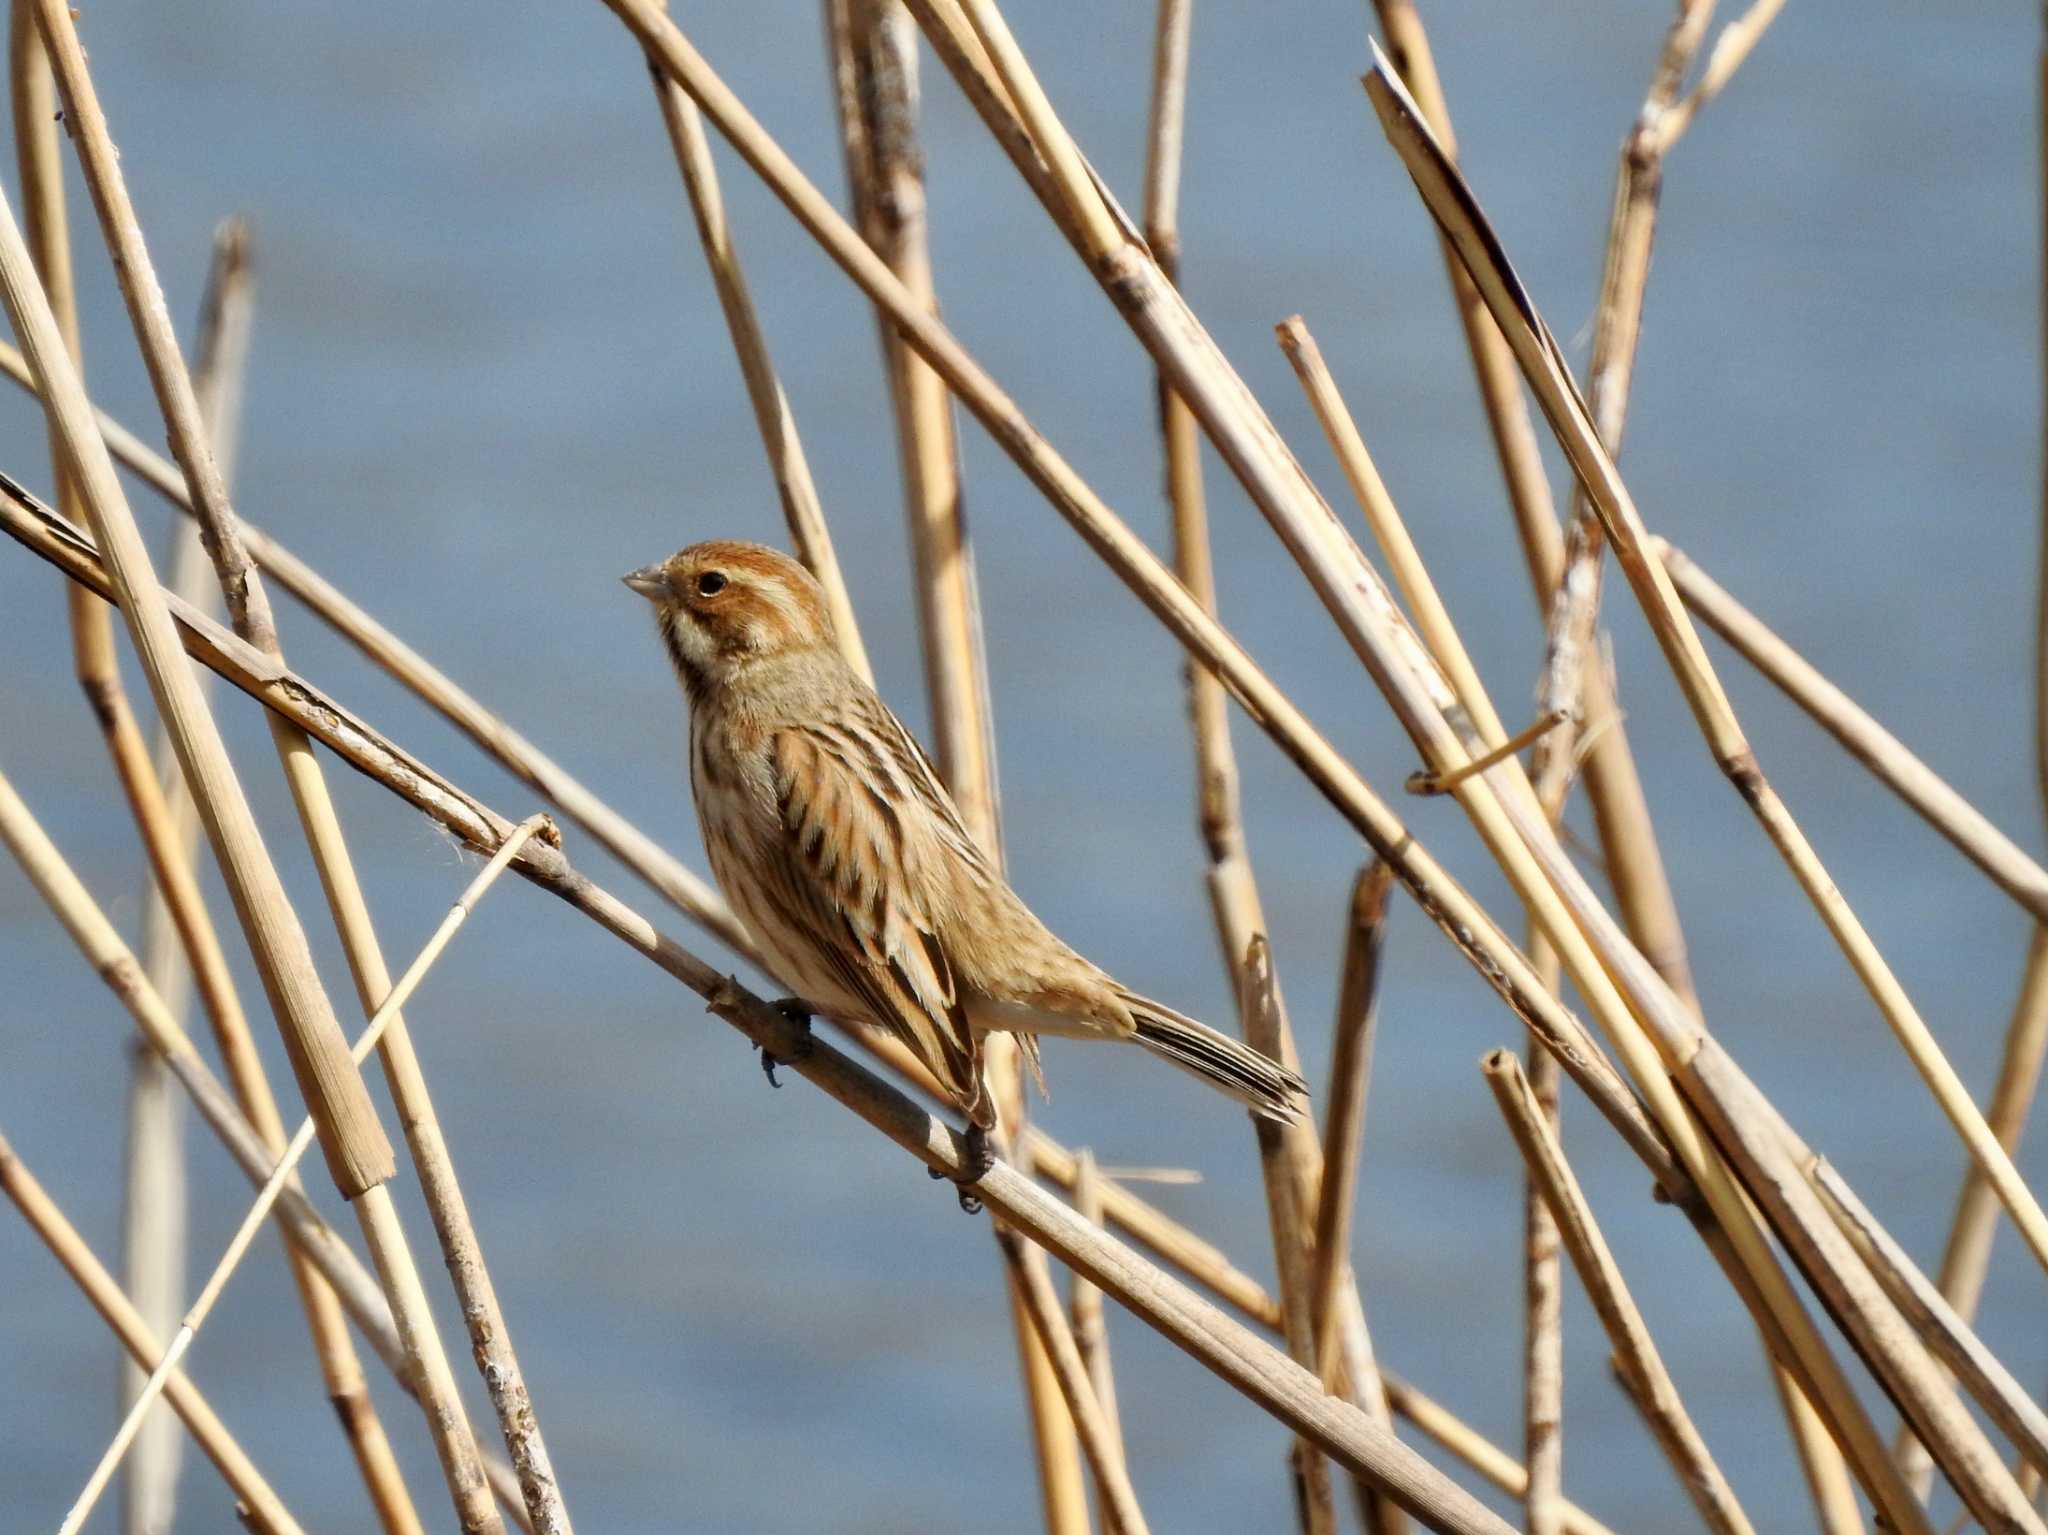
[625,539,1307,1193]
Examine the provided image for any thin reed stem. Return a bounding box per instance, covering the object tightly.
[1067,1151,1131,1533]
[1000,1230,1153,1535]
[1484,1052,1756,1535]
[648,55,870,683]
[1661,540,2048,920]
[0,1127,306,1535]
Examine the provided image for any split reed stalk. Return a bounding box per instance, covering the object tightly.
[0,1128,306,1535]
[0,758,537,1531]
[3,486,1518,1535]
[0,16,502,1520]
[1484,1053,1756,1535]
[1367,34,2048,1309]
[648,54,870,683]
[818,8,1081,1526]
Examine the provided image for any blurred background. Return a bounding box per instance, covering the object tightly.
[0,2,2039,1530]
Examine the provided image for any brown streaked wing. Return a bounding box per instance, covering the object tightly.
[767,724,986,1119]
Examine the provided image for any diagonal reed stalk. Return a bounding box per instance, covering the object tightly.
[648,48,871,684]
[0,756,539,1532]
[56,816,548,1535]
[3,482,1519,1535]
[0,1126,307,1535]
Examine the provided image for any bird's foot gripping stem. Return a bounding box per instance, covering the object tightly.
[929,1123,996,1213]
[758,997,814,1088]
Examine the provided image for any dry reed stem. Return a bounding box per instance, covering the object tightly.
[1379,1376,1619,1535]
[1368,0,1703,1027]
[1244,938,1339,1535]
[1313,866,1407,1535]
[1807,1160,2048,1481]
[817,9,1080,1525]
[0,755,537,1531]
[0,1127,306,1535]
[999,1229,1153,1535]
[1645,0,1791,153]
[1681,1039,2045,1533]
[0,488,1518,1535]
[57,819,546,1535]
[1365,57,2048,1506]
[30,9,519,1522]
[1484,1052,1757,1535]
[647,53,870,684]
[1661,540,2048,920]
[1066,1151,1131,1533]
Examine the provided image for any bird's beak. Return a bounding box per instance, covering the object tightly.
[622,564,671,602]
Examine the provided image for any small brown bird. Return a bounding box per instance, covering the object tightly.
[625,539,1306,1186]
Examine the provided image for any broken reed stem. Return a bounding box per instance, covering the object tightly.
[1380,1375,1619,1535]
[815,9,1075,1526]
[3,492,1515,1535]
[1483,1052,1756,1535]
[0,1127,306,1535]
[1661,540,2048,920]
[1243,938,1339,1535]
[1807,1160,2048,1482]
[1066,1151,1131,1532]
[58,818,547,1535]
[0,759,535,1532]
[1000,1230,1153,1535]
[648,53,871,684]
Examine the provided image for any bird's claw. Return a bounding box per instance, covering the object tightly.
[758,997,814,1088]
[929,1123,996,1213]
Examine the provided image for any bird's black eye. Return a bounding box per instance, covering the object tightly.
[696,570,728,597]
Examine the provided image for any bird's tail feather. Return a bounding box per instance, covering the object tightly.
[1122,993,1307,1122]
